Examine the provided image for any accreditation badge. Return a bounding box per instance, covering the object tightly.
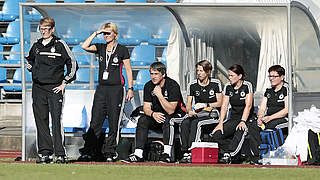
[102,70,109,80]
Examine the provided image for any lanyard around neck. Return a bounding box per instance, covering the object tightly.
[105,43,117,71]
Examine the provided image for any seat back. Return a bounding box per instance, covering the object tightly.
[125,25,151,44]
[134,69,151,90]
[0,67,6,83]
[122,68,128,89]
[149,24,171,45]
[125,0,147,2]
[130,45,155,66]
[160,47,167,66]
[35,0,56,2]
[67,68,90,89]
[95,0,116,2]
[94,68,99,84]
[61,28,89,45]
[7,44,30,64]
[155,0,177,2]
[64,0,86,2]
[0,44,3,62]
[12,68,32,83]
[72,45,91,65]
[5,21,31,43]
[75,68,90,83]
[2,0,25,16]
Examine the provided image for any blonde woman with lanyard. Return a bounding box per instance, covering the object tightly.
[78,22,134,162]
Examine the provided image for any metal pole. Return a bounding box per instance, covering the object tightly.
[19,3,26,161]
[287,3,293,133]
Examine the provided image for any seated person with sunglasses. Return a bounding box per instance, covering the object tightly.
[257,65,289,132]
[78,22,134,162]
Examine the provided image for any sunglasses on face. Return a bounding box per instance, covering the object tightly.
[39,27,52,32]
[268,75,280,78]
[102,32,112,35]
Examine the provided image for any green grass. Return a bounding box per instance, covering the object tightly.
[0,163,319,180]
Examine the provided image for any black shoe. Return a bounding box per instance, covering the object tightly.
[56,156,67,164]
[121,154,144,163]
[159,153,172,163]
[77,154,94,162]
[104,152,118,162]
[36,154,53,164]
[219,153,231,164]
[179,153,191,163]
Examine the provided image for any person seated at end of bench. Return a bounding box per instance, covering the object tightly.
[257,65,289,132]
[122,62,186,163]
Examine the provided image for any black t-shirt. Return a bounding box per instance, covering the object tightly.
[95,43,130,86]
[264,82,289,116]
[187,78,222,104]
[144,77,184,115]
[224,80,254,120]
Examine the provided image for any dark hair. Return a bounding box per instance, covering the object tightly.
[196,60,212,75]
[268,65,285,76]
[150,62,166,76]
[229,64,247,80]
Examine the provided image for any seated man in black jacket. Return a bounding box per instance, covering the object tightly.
[122,62,186,163]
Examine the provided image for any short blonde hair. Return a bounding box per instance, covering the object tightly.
[101,22,119,40]
[40,17,55,28]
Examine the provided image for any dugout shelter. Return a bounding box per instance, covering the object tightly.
[18,1,320,160]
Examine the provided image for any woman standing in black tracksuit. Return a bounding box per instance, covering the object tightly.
[78,22,134,162]
[26,17,78,164]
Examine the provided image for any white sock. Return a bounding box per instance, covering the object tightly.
[164,145,172,157]
[134,149,143,158]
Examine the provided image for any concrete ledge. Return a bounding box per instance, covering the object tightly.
[0,135,21,150]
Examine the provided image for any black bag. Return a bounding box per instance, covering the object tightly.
[130,106,144,117]
[143,140,164,162]
[307,129,320,165]
[79,128,106,161]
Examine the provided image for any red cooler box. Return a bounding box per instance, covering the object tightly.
[191,142,219,164]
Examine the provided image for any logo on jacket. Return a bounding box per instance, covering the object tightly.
[99,56,103,62]
[35,48,40,54]
[240,91,246,97]
[113,56,118,63]
[267,93,271,98]
[209,89,215,96]
[51,47,55,53]
[195,91,200,96]
[279,94,284,100]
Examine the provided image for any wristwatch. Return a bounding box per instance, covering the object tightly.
[128,87,134,91]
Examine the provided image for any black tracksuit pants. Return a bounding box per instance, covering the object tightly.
[265,117,288,129]
[180,116,218,153]
[135,114,177,150]
[85,85,125,154]
[32,83,65,156]
[210,119,247,157]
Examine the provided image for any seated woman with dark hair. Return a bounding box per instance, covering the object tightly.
[257,65,289,131]
[209,64,255,164]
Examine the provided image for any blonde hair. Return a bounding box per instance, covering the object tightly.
[40,17,55,28]
[101,22,119,40]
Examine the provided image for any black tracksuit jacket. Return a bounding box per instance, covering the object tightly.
[26,35,78,84]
